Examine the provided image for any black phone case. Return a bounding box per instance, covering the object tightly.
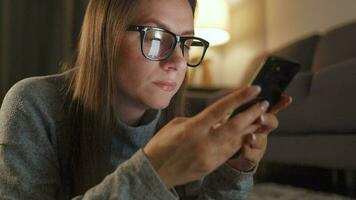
[230,56,301,159]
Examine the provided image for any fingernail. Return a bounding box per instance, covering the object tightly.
[261,101,269,111]
[212,122,223,130]
[289,97,293,104]
[251,133,257,141]
[260,115,265,123]
[252,85,261,94]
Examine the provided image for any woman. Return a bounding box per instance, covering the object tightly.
[0,0,291,199]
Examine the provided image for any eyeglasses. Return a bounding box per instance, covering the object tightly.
[126,25,210,67]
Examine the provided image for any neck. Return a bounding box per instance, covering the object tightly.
[114,94,147,126]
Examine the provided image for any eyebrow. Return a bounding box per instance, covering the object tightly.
[140,19,195,36]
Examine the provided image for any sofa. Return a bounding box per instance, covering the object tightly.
[262,20,356,197]
[246,19,356,197]
[185,20,356,197]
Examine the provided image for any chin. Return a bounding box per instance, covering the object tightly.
[143,95,172,110]
[149,100,171,110]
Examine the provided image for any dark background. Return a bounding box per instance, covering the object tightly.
[0,0,89,103]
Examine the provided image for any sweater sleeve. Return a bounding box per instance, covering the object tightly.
[0,78,178,200]
[177,163,256,200]
[72,149,178,200]
[197,164,256,200]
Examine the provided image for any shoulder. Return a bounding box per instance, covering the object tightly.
[0,71,72,145]
[0,72,75,190]
[3,72,66,105]
[1,71,70,116]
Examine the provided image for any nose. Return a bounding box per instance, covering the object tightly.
[160,44,187,71]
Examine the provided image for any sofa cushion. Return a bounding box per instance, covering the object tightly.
[277,58,356,134]
[312,20,356,73]
[272,34,321,72]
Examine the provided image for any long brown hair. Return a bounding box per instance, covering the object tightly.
[62,0,197,196]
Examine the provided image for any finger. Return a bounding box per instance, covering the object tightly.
[226,100,270,132]
[211,101,269,149]
[240,142,264,164]
[249,133,267,149]
[243,124,261,136]
[195,86,261,126]
[211,123,260,146]
[259,113,279,131]
[269,95,292,114]
[210,123,260,159]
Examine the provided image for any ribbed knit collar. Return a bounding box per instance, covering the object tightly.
[111,109,161,166]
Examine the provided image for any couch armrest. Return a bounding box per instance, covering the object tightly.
[311,58,356,95]
[308,58,356,132]
[275,71,314,133]
[277,58,356,134]
[284,71,313,102]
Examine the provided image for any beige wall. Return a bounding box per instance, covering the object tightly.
[207,0,356,88]
[266,0,356,50]
[213,0,267,88]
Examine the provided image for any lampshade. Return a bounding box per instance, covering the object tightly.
[195,0,230,46]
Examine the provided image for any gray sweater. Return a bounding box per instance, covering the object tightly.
[0,72,255,199]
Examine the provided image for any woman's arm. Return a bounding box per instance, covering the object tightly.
[0,78,179,200]
[174,165,255,200]
[72,149,178,200]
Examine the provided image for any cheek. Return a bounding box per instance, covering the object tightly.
[116,56,150,98]
[177,69,187,89]
[117,41,149,82]
[117,61,153,94]
[118,34,144,63]
[119,43,142,62]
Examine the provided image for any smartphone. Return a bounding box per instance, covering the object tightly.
[229,56,301,159]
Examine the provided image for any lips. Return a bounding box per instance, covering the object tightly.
[153,81,177,92]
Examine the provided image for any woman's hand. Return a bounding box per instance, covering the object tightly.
[227,95,292,171]
[143,86,268,188]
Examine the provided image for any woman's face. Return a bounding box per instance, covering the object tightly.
[116,0,194,110]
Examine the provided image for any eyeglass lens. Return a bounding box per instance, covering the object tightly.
[143,29,206,66]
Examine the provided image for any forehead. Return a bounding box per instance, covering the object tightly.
[132,0,194,35]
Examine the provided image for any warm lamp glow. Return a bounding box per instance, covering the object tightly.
[195,0,230,46]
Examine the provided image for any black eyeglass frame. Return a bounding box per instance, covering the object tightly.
[126,25,210,67]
